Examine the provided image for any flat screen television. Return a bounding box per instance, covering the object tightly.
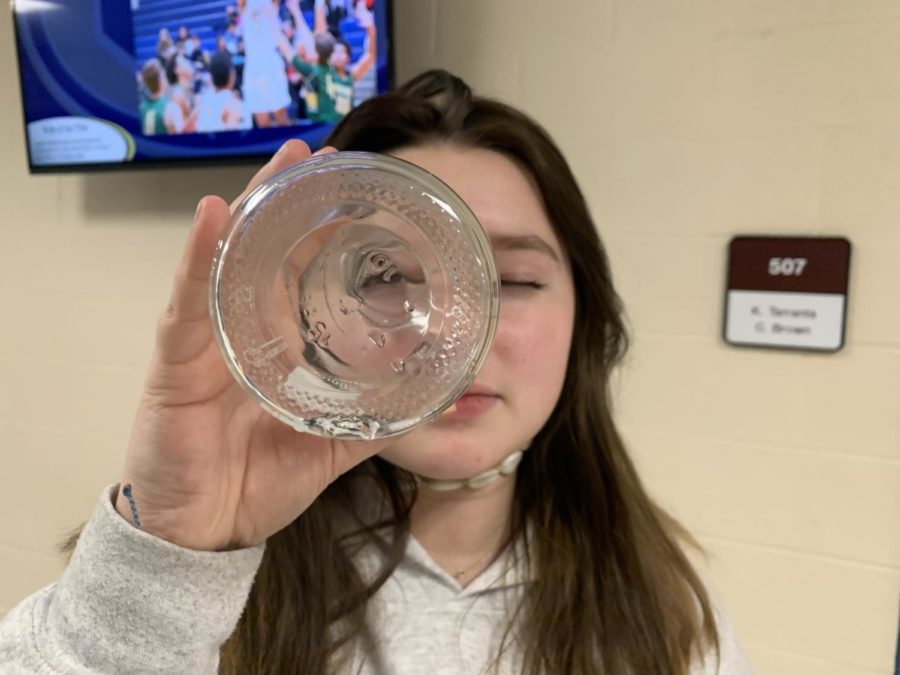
[12,0,394,173]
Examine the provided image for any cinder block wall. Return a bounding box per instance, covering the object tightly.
[1,2,898,673]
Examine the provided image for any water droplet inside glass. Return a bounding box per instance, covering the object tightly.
[367,251,390,271]
[412,342,430,360]
[305,415,381,440]
[391,358,406,373]
[338,296,361,315]
[403,300,414,313]
[367,331,386,348]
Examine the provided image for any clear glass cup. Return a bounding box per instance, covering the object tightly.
[210,151,499,439]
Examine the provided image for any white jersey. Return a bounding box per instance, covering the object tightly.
[241,0,291,114]
[195,88,251,133]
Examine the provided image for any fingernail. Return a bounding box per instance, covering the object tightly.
[272,140,293,162]
[312,145,335,157]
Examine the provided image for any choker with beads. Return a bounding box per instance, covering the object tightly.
[415,447,527,491]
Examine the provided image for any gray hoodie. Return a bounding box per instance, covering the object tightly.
[0,485,753,674]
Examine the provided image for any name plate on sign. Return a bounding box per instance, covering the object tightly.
[723,236,851,352]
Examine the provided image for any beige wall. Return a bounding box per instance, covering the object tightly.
[1,1,898,673]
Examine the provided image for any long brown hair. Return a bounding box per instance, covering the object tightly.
[227,70,720,673]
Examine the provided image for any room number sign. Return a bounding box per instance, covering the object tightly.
[723,236,851,352]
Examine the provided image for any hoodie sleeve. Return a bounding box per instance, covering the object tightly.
[0,484,265,674]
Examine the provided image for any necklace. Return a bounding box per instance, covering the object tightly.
[413,446,528,582]
[451,552,497,581]
[415,447,527,491]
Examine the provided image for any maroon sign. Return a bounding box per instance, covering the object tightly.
[727,236,851,294]
[724,236,851,352]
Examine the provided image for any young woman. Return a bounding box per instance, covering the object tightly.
[0,70,751,674]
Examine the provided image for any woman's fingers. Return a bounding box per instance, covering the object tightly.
[229,140,312,212]
[159,141,342,365]
[228,142,339,212]
[156,195,233,364]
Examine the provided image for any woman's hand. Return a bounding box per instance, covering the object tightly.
[117,140,388,552]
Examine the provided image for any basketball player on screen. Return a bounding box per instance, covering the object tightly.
[279,0,377,124]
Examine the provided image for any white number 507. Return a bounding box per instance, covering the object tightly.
[768,257,808,276]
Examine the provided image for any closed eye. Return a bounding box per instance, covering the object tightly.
[501,280,545,289]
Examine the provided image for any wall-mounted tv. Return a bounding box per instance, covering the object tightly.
[12,0,394,173]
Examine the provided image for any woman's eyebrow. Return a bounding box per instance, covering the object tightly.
[490,235,560,262]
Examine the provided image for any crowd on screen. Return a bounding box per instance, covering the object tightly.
[137,0,377,136]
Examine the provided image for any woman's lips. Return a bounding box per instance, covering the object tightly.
[440,390,499,422]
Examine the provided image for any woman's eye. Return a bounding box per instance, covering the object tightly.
[500,280,545,290]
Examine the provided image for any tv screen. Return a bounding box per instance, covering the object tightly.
[12,0,394,173]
